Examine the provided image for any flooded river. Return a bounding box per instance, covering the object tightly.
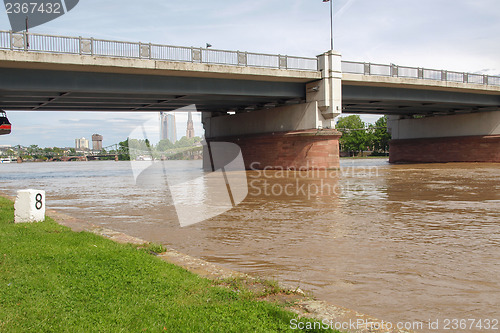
[1,159,499,332]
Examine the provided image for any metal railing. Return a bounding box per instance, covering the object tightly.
[1,30,499,86]
[342,60,500,87]
[0,30,318,71]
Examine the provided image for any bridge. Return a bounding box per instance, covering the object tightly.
[0,30,499,167]
[9,143,124,162]
[9,141,202,163]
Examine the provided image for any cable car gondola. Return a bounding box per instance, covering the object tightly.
[0,110,11,135]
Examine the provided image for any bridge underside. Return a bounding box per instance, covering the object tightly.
[342,85,500,116]
[0,68,305,112]
[1,68,499,118]
[1,65,499,166]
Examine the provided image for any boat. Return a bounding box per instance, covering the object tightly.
[0,158,12,164]
[0,110,11,135]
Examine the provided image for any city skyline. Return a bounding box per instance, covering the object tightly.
[1,111,203,148]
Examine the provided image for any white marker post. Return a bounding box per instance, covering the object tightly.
[14,189,46,223]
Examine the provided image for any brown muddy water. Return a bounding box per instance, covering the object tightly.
[1,159,499,332]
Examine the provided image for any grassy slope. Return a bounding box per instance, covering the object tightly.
[0,197,333,332]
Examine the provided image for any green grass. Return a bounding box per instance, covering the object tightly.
[340,156,388,159]
[216,277,297,299]
[134,242,167,255]
[0,197,335,332]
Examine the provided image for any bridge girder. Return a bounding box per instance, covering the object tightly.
[342,85,500,116]
[0,68,499,116]
[0,67,305,112]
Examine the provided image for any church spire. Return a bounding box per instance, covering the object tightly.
[186,111,195,138]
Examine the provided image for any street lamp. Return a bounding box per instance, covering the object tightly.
[323,0,334,50]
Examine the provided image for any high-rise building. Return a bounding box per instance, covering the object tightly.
[75,137,89,150]
[186,111,195,139]
[160,112,177,143]
[92,134,103,151]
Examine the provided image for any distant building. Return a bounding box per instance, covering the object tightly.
[0,145,12,156]
[92,134,103,151]
[75,137,89,150]
[160,112,177,143]
[186,111,195,139]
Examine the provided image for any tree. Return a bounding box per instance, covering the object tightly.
[173,136,202,149]
[118,138,130,161]
[336,115,369,156]
[371,116,391,153]
[156,139,174,151]
[174,136,191,148]
[118,139,129,151]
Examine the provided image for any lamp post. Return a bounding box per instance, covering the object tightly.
[323,0,334,50]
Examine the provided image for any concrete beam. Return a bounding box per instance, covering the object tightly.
[343,85,500,106]
[0,68,305,97]
[203,102,320,138]
[388,111,500,140]
[0,50,320,83]
[343,85,500,115]
[0,67,307,112]
[343,73,500,94]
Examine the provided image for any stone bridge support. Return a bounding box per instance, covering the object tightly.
[388,111,500,163]
[202,51,343,170]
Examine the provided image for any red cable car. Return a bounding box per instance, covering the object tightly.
[0,110,11,135]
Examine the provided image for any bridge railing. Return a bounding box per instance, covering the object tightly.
[0,30,318,71]
[342,61,500,86]
[1,30,499,86]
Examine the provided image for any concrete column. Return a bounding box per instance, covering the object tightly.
[307,50,342,129]
[201,51,343,170]
[387,111,500,163]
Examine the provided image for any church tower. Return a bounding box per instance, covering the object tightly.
[186,111,195,138]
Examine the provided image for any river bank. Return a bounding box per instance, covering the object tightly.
[1,160,499,332]
[1,194,413,332]
[0,196,334,332]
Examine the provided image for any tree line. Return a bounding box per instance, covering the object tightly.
[336,115,391,156]
[118,136,203,160]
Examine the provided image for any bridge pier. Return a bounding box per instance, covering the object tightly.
[388,111,500,163]
[204,128,342,170]
[203,51,343,170]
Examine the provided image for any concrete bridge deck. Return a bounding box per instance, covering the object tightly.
[0,30,498,116]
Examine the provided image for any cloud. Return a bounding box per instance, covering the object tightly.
[334,0,500,71]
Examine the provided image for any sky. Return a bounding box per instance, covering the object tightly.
[1,0,499,148]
